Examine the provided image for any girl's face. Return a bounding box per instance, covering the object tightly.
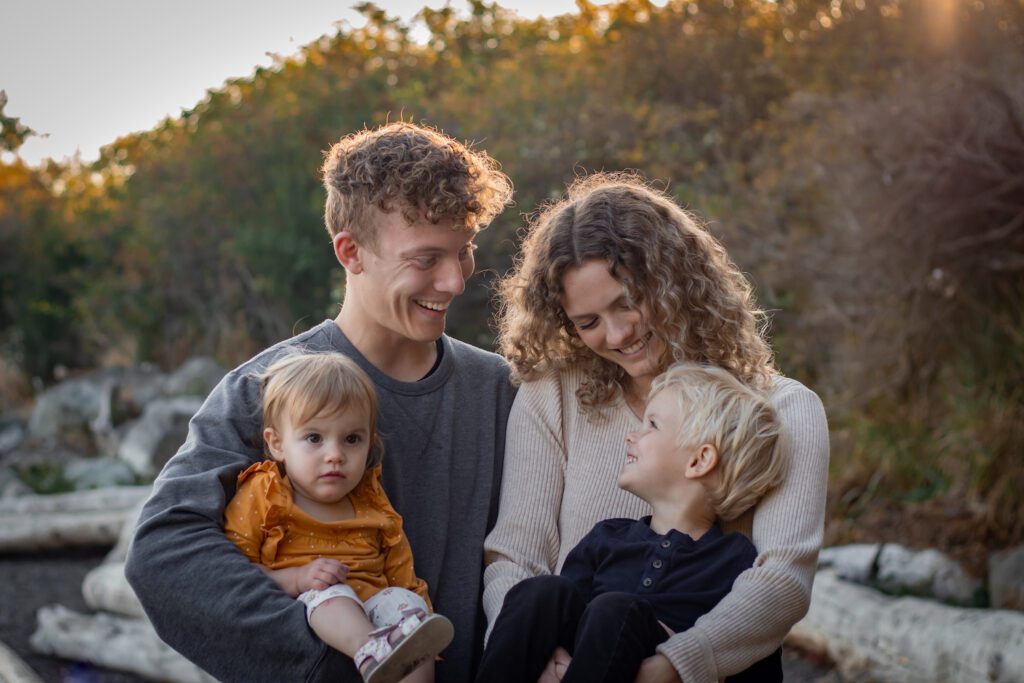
[264,405,371,515]
[560,259,666,395]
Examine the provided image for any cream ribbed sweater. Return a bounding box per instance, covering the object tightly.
[482,366,829,682]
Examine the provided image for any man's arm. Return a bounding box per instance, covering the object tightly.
[124,364,356,683]
[653,381,829,682]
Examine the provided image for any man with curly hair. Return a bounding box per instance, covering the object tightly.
[126,122,515,683]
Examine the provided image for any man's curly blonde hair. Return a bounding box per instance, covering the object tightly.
[322,122,513,247]
[497,172,776,413]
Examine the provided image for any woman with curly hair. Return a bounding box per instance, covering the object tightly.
[482,173,829,683]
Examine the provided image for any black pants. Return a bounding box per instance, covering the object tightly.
[476,575,783,683]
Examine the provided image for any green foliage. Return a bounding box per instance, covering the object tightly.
[15,461,74,495]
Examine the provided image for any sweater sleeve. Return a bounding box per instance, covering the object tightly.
[123,358,352,682]
[482,373,567,632]
[656,379,830,682]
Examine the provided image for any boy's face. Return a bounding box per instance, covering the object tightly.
[619,389,695,501]
[264,406,371,515]
[348,209,476,345]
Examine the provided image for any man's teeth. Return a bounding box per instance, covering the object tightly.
[416,300,448,312]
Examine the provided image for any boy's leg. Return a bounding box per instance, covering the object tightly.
[475,575,587,683]
[561,592,669,683]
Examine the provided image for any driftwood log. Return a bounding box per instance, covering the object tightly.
[30,605,215,683]
[0,638,44,683]
[0,486,150,552]
[82,561,145,619]
[787,570,1024,682]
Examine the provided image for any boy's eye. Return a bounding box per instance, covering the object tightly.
[413,255,438,268]
[459,244,478,260]
[647,419,657,429]
[305,433,322,444]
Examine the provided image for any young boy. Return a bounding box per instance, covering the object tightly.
[476,362,786,683]
[125,122,515,683]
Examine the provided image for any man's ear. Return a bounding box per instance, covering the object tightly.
[264,427,284,462]
[685,444,719,480]
[333,231,364,274]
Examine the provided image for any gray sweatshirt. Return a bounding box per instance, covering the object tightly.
[125,320,514,682]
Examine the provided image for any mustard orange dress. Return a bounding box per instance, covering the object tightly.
[223,460,431,607]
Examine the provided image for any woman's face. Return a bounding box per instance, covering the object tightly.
[560,259,666,393]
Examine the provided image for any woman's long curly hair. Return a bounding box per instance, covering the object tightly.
[496,172,776,413]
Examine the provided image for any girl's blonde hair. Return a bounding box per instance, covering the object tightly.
[260,351,383,467]
[652,363,784,521]
[497,172,775,414]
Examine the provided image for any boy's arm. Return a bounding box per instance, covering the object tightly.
[557,525,605,603]
[651,382,829,682]
[124,366,354,682]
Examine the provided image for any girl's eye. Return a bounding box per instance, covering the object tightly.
[345,434,362,445]
[575,318,597,331]
[305,434,322,444]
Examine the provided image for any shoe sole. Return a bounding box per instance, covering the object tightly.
[364,614,454,683]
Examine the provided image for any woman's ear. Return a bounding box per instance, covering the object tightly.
[333,231,364,274]
[264,427,284,462]
[685,444,719,479]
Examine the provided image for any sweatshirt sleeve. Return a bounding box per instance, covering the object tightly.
[482,373,567,632]
[656,379,830,682]
[123,359,353,682]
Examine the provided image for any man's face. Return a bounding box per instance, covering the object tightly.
[352,210,477,345]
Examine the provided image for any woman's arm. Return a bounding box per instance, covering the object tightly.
[482,374,569,631]
[653,379,830,682]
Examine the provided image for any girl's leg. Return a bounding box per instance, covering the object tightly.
[307,594,376,657]
[475,575,587,683]
[561,592,668,683]
[358,588,452,683]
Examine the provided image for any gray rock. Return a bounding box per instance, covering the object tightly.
[65,457,138,490]
[0,417,27,454]
[117,397,202,479]
[27,369,121,442]
[818,543,880,583]
[989,545,1024,612]
[876,544,983,606]
[162,357,225,398]
[0,466,32,498]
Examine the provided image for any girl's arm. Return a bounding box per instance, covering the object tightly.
[262,560,350,598]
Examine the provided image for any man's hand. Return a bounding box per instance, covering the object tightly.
[537,646,572,683]
[634,654,681,683]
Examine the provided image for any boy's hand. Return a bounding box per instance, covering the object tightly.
[293,558,349,594]
[537,645,572,683]
[634,654,681,683]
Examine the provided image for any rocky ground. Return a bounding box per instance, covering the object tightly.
[1,547,838,683]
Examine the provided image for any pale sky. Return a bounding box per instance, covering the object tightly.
[1,0,593,166]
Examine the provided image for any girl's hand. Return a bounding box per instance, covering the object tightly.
[294,558,349,594]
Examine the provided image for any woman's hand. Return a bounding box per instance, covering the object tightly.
[537,646,572,683]
[634,654,681,683]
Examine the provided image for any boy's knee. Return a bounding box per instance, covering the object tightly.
[507,574,576,603]
[582,592,652,622]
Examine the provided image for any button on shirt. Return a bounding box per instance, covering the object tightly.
[558,516,758,633]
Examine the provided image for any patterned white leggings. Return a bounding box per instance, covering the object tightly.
[297,584,429,628]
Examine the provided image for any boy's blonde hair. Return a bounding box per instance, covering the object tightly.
[651,363,784,521]
[260,352,383,467]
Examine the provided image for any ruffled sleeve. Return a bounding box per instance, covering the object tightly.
[223,460,290,566]
[355,465,432,606]
[355,465,404,548]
